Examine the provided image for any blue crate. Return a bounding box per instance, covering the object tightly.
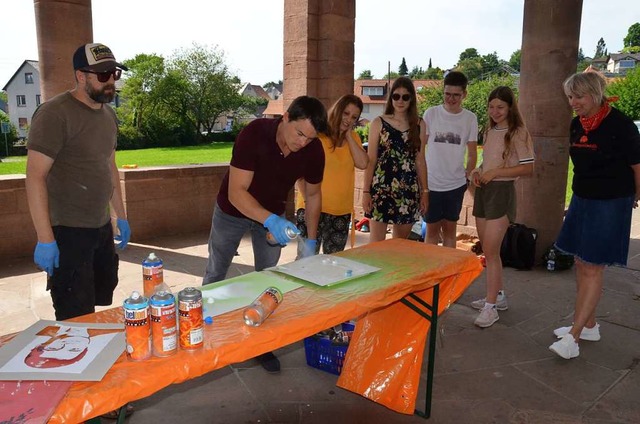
[303,336,348,375]
[303,322,354,375]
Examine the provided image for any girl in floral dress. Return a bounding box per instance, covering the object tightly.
[363,77,428,242]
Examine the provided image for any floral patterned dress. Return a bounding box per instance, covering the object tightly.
[368,117,420,224]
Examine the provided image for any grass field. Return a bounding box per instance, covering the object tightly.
[0,143,234,175]
[0,143,574,205]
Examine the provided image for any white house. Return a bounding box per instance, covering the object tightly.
[2,60,41,138]
[606,53,640,74]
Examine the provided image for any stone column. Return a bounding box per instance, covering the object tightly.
[517,0,583,259]
[34,0,93,101]
[283,0,355,110]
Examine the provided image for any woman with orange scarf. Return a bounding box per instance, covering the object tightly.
[549,72,640,359]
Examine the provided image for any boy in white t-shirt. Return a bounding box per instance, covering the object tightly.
[423,71,478,247]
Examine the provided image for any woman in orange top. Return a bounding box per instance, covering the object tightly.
[296,94,369,254]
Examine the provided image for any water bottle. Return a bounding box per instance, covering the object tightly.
[243,287,283,326]
[546,248,556,272]
[266,226,298,246]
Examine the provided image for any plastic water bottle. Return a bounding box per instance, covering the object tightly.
[266,227,298,246]
[546,248,556,272]
[243,287,283,326]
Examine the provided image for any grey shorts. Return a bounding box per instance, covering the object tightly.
[472,180,516,222]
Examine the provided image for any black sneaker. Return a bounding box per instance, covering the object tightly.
[256,351,280,373]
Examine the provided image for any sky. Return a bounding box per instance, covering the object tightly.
[1,0,639,88]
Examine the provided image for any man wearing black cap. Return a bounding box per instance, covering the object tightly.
[26,43,130,322]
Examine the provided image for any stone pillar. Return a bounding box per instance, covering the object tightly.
[517,0,582,259]
[34,0,93,101]
[283,0,355,110]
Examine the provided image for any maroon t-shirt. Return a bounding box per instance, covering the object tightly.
[217,117,325,218]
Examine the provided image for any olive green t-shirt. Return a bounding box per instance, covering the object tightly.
[28,91,117,228]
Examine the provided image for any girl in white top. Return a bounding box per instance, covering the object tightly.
[469,86,535,328]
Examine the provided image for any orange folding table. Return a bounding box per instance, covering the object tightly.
[0,239,483,423]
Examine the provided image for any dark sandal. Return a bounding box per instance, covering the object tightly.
[100,403,134,420]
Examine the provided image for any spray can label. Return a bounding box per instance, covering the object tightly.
[142,253,164,298]
[150,291,177,357]
[123,292,151,361]
[178,287,204,350]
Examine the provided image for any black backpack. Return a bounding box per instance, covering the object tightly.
[500,223,538,270]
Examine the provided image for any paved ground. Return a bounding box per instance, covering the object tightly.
[1,217,639,424]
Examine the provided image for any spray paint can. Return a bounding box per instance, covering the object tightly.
[123,291,151,361]
[142,252,164,298]
[266,227,298,246]
[150,290,178,357]
[243,287,283,326]
[178,287,204,350]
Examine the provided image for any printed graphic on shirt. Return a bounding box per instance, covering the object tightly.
[434,131,462,145]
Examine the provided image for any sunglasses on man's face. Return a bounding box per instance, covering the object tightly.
[81,69,122,83]
[391,93,411,102]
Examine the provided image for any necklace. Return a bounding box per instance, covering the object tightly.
[493,125,508,131]
[578,103,610,143]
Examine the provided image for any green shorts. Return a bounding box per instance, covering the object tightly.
[472,180,516,222]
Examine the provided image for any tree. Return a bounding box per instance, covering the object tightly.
[357,69,373,79]
[263,80,283,89]
[607,67,640,120]
[398,58,409,76]
[623,22,640,48]
[383,71,400,80]
[508,49,521,72]
[428,58,432,69]
[594,37,607,58]
[459,48,479,61]
[424,67,444,80]
[409,66,425,79]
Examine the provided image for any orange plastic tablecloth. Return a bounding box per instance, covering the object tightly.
[0,239,483,423]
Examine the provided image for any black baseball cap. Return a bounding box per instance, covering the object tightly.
[72,43,128,72]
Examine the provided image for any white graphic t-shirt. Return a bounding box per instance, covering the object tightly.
[424,105,478,191]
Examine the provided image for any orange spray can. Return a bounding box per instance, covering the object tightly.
[150,290,178,357]
[178,287,204,350]
[142,252,164,298]
[123,291,151,361]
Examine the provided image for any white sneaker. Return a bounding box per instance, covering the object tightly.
[474,306,499,328]
[549,334,580,359]
[553,323,600,341]
[470,293,508,311]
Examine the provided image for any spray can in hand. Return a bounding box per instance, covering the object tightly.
[243,287,283,326]
[266,227,299,246]
[142,252,164,298]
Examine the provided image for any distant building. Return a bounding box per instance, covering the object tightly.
[606,53,640,74]
[2,60,41,138]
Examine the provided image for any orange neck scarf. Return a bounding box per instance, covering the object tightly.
[578,97,618,143]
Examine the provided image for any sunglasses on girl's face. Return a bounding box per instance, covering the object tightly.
[81,69,122,83]
[392,93,411,102]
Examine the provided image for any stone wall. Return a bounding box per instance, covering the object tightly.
[0,165,296,261]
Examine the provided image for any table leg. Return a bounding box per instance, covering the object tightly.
[399,283,440,419]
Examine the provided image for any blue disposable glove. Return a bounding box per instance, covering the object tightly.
[264,214,300,245]
[34,241,59,276]
[114,218,131,249]
[300,239,318,258]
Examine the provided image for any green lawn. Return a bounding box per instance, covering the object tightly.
[0,143,234,175]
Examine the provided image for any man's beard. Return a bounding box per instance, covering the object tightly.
[86,83,115,104]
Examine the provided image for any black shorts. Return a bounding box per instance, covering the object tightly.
[48,222,119,320]
[425,183,467,223]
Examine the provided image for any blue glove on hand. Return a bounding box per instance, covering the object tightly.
[114,218,131,249]
[264,214,300,245]
[300,239,318,258]
[34,241,59,276]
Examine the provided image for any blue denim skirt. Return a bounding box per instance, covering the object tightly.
[555,194,634,266]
